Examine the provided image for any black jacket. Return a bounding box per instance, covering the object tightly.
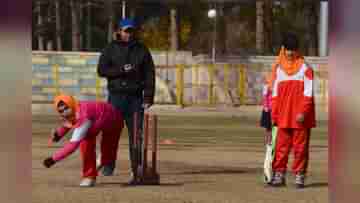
[97,40,155,104]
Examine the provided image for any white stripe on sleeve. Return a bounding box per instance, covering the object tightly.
[272,68,279,97]
[304,68,313,97]
[70,119,92,142]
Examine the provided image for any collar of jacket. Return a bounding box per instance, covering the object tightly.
[113,39,137,48]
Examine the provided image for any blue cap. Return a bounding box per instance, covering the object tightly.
[118,18,136,29]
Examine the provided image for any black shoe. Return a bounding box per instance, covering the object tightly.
[127,171,140,185]
[101,162,115,176]
[128,177,140,185]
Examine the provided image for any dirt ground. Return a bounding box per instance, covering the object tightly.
[32,107,328,203]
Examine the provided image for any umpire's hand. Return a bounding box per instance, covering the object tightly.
[143,103,152,110]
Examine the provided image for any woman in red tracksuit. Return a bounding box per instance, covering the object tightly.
[270,33,316,188]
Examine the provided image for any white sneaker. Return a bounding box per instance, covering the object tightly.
[295,173,305,188]
[79,178,96,187]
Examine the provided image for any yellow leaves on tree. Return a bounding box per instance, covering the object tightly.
[139,15,192,51]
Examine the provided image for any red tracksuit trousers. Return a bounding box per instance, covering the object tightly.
[272,128,311,174]
[79,125,123,178]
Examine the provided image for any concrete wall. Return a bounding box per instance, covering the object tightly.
[32,51,328,107]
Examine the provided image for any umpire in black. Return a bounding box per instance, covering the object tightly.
[97,18,155,185]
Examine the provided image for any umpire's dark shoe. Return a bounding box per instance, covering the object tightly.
[127,171,141,185]
[128,179,138,185]
[127,176,141,185]
[101,162,115,176]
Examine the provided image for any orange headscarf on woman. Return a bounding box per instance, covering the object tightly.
[277,46,304,75]
[53,94,79,124]
[268,46,304,89]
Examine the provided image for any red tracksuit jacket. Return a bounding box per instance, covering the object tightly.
[271,63,316,129]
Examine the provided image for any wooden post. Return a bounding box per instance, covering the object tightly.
[176,64,184,106]
[208,64,215,105]
[151,114,158,175]
[52,64,60,96]
[95,75,101,101]
[238,64,246,105]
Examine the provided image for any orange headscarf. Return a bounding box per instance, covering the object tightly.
[53,94,79,123]
[277,46,304,75]
[268,46,304,89]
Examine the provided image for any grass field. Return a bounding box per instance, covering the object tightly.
[32,108,328,203]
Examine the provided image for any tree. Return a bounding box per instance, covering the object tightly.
[30,0,320,55]
[304,0,319,56]
[79,0,84,49]
[45,3,54,51]
[128,0,139,18]
[263,0,273,54]
[169,5,179,51]
[70,0,81,51]
[55,0,62,50]
[104,0,114,43]
[86,0,92,50]
[35,0,45,50]
[272,0,320,56]
[217,2,227,56]
[256,0,264,54]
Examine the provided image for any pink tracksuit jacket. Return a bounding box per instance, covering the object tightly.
[52,101,123,162]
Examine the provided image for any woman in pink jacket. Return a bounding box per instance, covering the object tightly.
[42,94,124,187]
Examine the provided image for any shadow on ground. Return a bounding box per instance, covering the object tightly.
[306,182,328,188]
